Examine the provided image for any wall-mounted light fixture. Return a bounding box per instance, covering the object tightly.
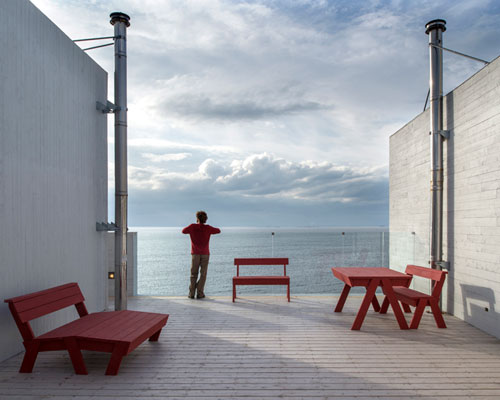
[108,272,115,279]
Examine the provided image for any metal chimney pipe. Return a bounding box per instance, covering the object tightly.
[110,12,130,310]
[426,19,446,271]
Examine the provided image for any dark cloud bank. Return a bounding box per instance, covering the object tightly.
[126,153,388,227]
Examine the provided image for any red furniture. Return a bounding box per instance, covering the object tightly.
[331,267,412,330]
[4,283,169,375]
[380,265,448,329]
[233,258,290,302]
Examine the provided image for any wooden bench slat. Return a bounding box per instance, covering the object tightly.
[234,277,290,283]
[38,312,115,340]
[9,285,84,313]
[234,258,288,265]
[80,311,167,342]
[233,276,290,280]
[16,294,86,323]
[406,264,446,280]
[393,287,432,299]
[4,283,79,304]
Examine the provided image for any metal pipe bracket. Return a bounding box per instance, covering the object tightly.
[96,100,120,114]
[436,261,451,270]
[96,222,119,231]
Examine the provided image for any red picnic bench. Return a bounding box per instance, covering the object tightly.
[4,282,169,375]
[380,264,448,329]
[233,258,290,302]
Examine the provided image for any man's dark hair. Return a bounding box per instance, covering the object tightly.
[196,211,208,224]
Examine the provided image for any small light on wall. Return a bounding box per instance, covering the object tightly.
[108,272,115,279]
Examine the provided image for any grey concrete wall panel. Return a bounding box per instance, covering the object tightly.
[0,0,108,361]
[108,232,137,297]
[390,56,500,339]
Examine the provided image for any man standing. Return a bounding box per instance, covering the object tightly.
[182,211,221,299]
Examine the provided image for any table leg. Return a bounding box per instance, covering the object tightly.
[380,296,390,314]
[351,279,379,330]
[335,284,351,312]
[381,278,409,330]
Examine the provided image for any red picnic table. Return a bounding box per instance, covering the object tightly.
[331,267,412,330]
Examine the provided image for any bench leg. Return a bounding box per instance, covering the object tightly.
[149,329,162,342]
[429,299,447,328]
[19,342,40,373]
[402,303,412,313]
[105,343,127,375]
[232,283,236,302]
[287,284,290,302]
[409,300,427,329]
[64,338,88,375]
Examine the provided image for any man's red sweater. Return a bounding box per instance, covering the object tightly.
[182,223,221,255]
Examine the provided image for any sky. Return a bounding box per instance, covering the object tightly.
[30,0,500,227]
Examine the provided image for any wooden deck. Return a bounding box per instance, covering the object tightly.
[1,295,500,399]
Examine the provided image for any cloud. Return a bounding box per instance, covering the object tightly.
[142,152,191,162]
[128,152,388,204]
[158,90,329,121]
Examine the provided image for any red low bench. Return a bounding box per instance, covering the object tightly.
[380,264,448,329]
[233,258,290,302]
[4,282,169,375]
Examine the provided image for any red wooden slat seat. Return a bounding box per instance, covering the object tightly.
[233,276,290,284]
[233,258,290,302]
[4,283,169,375]
[392,287,432,305]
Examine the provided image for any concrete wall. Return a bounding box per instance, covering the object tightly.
[390,56,500,339]
[0,0,108,361]
[108,232,138,297]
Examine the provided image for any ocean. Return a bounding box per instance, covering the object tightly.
[134,227,389,297]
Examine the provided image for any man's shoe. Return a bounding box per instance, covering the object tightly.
[196,295,205,299]
[188,295,195,299]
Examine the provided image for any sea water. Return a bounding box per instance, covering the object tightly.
[134,227,389,296]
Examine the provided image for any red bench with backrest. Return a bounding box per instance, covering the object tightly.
[380,265,447,329]
[4,282,169,375]
[233,258,290,302]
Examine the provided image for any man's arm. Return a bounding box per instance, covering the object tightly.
[211,226,221,234]
[182,224,193,234]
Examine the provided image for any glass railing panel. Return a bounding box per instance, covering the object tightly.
[134,227,394,296]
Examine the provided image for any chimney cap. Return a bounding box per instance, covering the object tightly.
[425,19,446,34]
[110,12,131,27]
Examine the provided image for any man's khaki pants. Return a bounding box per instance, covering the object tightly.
[189,254,209,298]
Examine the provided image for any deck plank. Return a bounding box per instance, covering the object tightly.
[0,295,499,399]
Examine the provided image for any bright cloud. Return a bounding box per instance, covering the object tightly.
[129,152,388,203]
